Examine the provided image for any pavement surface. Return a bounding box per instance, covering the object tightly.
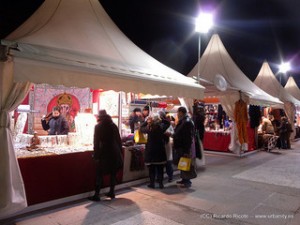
[2,141,300,225]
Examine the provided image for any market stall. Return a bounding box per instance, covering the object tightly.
[254,61,300,138]
[0,0,205,218]
[11,86,155,206]
[200,101,256,153]
[188,34,283,155]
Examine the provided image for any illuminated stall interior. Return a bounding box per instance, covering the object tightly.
[14,86,181,157]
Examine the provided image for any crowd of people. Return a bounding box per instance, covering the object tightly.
[86,105,205,201]
[39,103,296,202]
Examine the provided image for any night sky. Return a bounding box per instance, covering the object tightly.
[1,0,300,85]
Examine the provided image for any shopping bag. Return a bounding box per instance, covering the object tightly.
[177,157,191,171]
[134,130,147,144]
[181,158,197,179]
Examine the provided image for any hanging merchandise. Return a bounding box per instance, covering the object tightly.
[234,95,248,145]
[249,105,261,128]
[150,102,167,108]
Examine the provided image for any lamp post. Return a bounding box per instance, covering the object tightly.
[195,12,213,84]
[278,62,291,85]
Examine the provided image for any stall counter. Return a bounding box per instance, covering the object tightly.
[18,151,97,205]
[203,131,231,152]
[17,144,149,206]
[203,125,256,152]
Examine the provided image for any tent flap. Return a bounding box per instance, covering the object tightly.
[13,55,203,99]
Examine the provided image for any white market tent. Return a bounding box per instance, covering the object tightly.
[0,0,205,217]
[254,61,300,135]
[254,61,300,105]
[188,34,282,108]
[2,0,204,98]
[284,76,300,101]
[188,34,282,121]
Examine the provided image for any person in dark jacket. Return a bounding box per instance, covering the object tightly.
[193,105,205,159]
[140,114,170,189]
[41,106,69,135]
[278,116,289,149]
[88,110,123,201]
[286,118,293,149]
[173,106,195,188]
[159,111,175,182]
[129,108,144,133]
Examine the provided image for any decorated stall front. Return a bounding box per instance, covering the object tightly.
[0,0,205,218]
[13,87,146,206]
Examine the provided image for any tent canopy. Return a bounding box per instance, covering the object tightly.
[187,34,282,107]
[254,61,300,105]
[254,61,298,138]
[1,0,204,99]
[284,76,300,101]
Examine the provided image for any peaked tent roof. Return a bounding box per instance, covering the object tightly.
[284,76,300,101]
[254,61,300,105]
[187,34,282,106]
[2,0,204,99]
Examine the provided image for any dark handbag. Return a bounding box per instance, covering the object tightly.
[180,158,197,180]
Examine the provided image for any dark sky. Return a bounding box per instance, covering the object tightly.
[1,0,300,85]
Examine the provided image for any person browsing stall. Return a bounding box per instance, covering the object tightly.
[88,110,123,201]
[129,108,144,133]
[140,114,170,189]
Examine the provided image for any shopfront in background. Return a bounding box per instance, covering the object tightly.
[200,97,257,154]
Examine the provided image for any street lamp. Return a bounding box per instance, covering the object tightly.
[278,62,291,85]
[195,12,213,84]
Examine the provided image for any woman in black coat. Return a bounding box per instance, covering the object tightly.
[173,107,195,188]
[89,110,123,201]
[140,114,170,189]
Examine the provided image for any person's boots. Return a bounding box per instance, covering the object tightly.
[157,166,164,189]
[88,185,100,201]
[105,185,115,199]
[157,174,164,189]
[158,180,164,189]
[148,169,155,188]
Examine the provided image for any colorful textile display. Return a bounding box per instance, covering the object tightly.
[234,99,248,144]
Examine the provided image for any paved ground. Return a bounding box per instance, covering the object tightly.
[2,141,300,225]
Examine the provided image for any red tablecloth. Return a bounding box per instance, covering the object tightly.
[203,132,231,152]
[203,127,256,152]
[18,151,123,206]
